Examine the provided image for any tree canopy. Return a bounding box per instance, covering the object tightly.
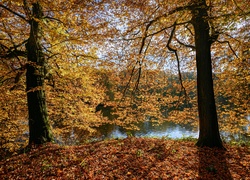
[0,0,249,153]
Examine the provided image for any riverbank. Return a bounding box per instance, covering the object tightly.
[1,137,249,179]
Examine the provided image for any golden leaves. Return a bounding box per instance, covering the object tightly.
[1,0,249,154]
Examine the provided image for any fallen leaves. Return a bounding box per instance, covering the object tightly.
[0,138,249,179]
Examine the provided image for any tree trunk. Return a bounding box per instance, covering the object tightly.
[26,3,53,145]
[191,0,223,148]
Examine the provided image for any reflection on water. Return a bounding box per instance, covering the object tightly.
[99,121,199,140]
[89,116,249,143]
[107,124,199,139]
[55,115,250,145]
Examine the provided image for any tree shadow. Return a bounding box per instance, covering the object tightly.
[198,147,233,180]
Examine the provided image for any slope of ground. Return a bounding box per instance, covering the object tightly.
[0,137,249,179]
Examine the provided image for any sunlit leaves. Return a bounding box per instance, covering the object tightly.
[0,0,249,152]
[215,53,249,135]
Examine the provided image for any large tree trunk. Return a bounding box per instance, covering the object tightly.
[26,3,52,145]
[191,0,223,148]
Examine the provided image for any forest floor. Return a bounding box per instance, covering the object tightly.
[0,137,249,180]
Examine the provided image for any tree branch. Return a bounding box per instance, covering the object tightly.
[139,20,154,54]
[166,22,188,101]
[44,16,65,25]
[0,4,28,22]
[0,50,27,59]
[122,4,194,41]
[175,37,195,50]
[185,24,194,36]
[120,65,136,102]
[0,23,27,59]
[120,4,195,104]
[232,0,245,13]
[149,5,194,26]
[123,21,190,42]
[134,36,153,93]
[216,40,238,58]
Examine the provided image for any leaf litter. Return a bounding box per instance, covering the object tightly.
[0,137,249,179]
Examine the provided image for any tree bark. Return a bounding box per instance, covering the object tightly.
[191,0,223,148]
[26,3,53,145]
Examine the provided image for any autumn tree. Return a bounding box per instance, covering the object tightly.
[0,0,249,154]
[0,0,113,150]
[27,2,54,144]
[190,0,222,147]
[0,1,53,145]
[99,0,249,147]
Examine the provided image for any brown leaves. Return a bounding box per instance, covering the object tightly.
[1,138,249,179]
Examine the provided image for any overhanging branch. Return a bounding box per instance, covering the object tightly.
[166,22,188,101]
[134,35,153,92]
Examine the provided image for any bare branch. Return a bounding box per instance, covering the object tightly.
[134,36,153,92]
[223,33,241,43]
[139,20,154,54]
[166,22,177,51]
[175,37,195,50]
[123,21,190,42]
[166,22,188,101]
[185,24,194,36]
[120,4,195,103]
[120,38,153,102]
[216,40,239,58]
[120,65,136,102]
[123,4,194,40]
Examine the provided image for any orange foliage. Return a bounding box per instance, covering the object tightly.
[0,0,249,152]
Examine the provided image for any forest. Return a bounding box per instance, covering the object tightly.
[0,0,249,179]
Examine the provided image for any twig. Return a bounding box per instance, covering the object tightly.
[216,40,238,58]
